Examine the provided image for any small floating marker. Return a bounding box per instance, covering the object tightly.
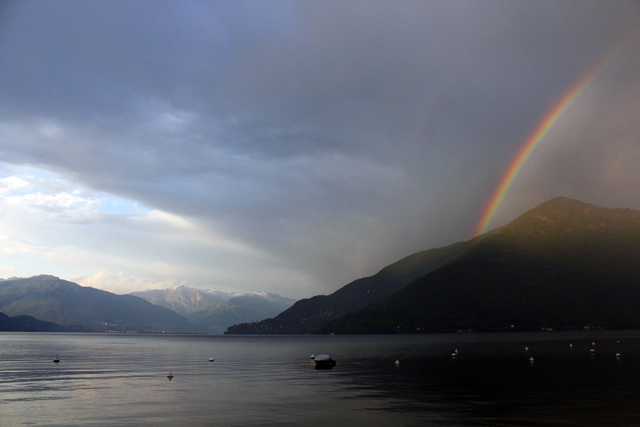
[310,354,315,360]
[209,357,215,362]
[616,353,622,358]
[167,372,174,380]
[529,357,534,362]
[569,343,573,348]
[592,342,596,346]
[451,352,457,357]
[395,360,400,366]
[53,354,60,363]
[617,340,621,343]
[590,348,595,353]
[525,346,529,351]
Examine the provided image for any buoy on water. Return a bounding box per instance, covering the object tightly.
[616,353,622,358]
[167,372,174,380]
[53,354,60,363]
[525,346,529,351]
[310,354,315,360]
[395,360,400,366]
[209,357,215,362]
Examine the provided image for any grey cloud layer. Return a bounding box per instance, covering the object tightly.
[1,1,639,296]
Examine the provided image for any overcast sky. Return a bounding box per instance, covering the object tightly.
[1,1,639,298]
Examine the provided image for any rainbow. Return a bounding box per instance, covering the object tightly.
[475,31,639,236]
[474,73,594,236]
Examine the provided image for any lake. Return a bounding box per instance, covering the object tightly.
[1,331,640,426]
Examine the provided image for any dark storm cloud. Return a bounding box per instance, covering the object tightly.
[1,0,639,295]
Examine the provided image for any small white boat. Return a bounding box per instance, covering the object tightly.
[53,354,60,363]
[313,354,336,369]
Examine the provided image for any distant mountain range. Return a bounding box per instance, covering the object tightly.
[6,197,640,335]
[0,275,192,332]
[0,276,295,333]
[130,285,296,334]
[227,197,640,334]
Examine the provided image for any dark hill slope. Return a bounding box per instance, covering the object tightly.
[0,312,76,332]
[0,275,192,332]
[321,197,640,333]
[226,240,471,334]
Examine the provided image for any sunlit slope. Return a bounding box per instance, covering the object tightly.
[0,275,193,332]
[321,197,640,333]
[226,240,472,334]
[130,284,229,315]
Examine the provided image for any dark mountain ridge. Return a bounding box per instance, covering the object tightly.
[228,197,640,334]
[320,197,640,333]
[226,239,471,334]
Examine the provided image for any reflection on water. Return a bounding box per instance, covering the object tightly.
[1,331,640,426]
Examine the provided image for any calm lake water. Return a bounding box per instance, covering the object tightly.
[2,331,640,426]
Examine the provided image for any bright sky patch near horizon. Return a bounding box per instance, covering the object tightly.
[1,1,639,299]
